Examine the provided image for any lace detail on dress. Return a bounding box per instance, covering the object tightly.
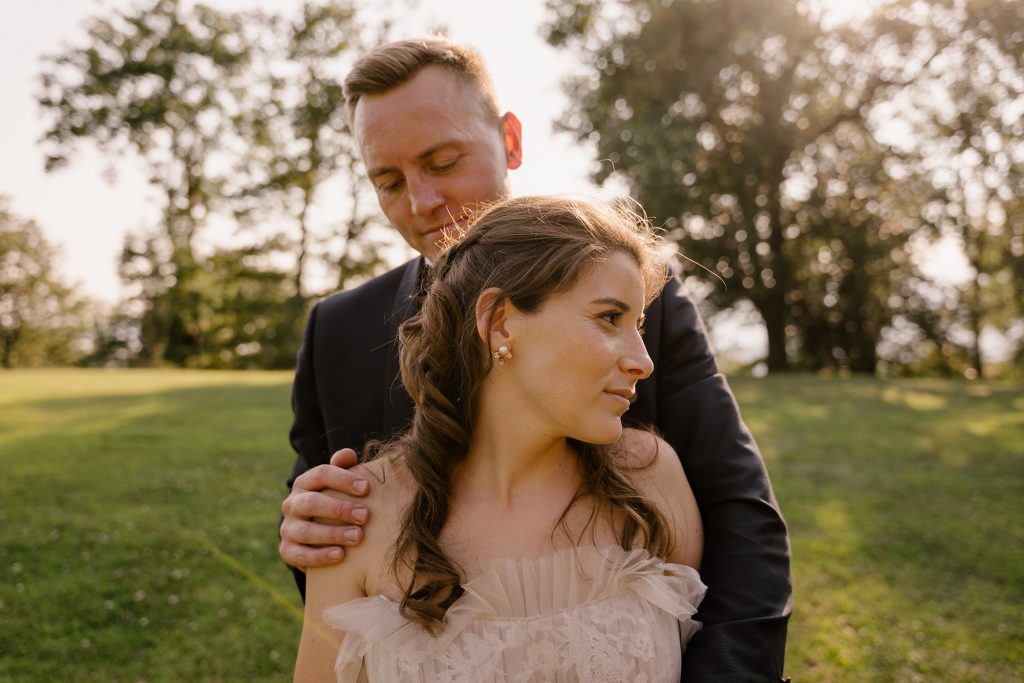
[323,545,705,682]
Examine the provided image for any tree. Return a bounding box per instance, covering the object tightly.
[543,0,1022,373]
[901,0,1024,377]
[0,199,88,368]
[38,0,263,366]
[117,229,299,368]
[36,0,395,368]
[230,1,387,300]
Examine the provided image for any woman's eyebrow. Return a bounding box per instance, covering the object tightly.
[589,297,630,311]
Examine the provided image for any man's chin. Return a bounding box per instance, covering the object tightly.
[419,242,443,262]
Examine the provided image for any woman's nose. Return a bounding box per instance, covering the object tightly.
[622,334,654,380]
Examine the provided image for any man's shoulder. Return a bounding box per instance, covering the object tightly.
[313,258,419,320]
[648,267,690,308]
[643,268,707,349]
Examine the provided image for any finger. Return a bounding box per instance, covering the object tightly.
[282,490,370,525]
[279,539,345,570]
[291,462,370,497]
[281,516,364,547]
[330,447,359,468]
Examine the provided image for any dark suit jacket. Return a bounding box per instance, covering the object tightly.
[288,257,792,682]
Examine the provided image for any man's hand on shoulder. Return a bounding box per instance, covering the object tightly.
[279,448,371,571]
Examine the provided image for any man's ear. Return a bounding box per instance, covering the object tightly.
[475,287,514,351]
[501,112,523,170]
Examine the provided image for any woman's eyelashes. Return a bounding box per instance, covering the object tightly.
[598,309,624,326]
[597,310,645,334]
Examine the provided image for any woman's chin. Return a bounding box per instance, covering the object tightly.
[574,422,623,446]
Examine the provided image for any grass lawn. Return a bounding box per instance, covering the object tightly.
[0,369,1021,681]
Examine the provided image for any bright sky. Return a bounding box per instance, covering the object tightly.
[0,0,620,304]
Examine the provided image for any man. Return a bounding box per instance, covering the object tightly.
[280,37,791,681]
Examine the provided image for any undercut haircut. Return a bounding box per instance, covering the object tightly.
[343,36,502,124]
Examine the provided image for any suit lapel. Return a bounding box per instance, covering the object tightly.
[380,257,423,434]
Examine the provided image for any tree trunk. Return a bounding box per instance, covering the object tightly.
[296,188,310,298]
[966,279,984,378]
[1,329,17,368]
[761,299,790,372]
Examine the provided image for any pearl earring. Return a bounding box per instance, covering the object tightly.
[492,345,512,366]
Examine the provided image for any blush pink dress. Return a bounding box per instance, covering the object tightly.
[324,545,706,682]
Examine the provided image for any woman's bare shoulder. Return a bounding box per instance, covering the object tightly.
[618,428,702,568]
[311,453,418,598]
[321,452,415,507]
[618,428,675,470]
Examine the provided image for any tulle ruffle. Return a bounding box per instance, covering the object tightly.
[324,545,706,682]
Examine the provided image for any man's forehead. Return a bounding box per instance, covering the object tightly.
[357,115,496,174]
[356,115,469,172]
[353,67,496,143]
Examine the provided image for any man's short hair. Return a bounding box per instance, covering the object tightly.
[343,36,501,124]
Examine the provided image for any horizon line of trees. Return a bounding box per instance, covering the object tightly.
[2,0,1022,378]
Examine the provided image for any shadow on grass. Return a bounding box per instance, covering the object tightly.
[0,379,304,682]
[731,375,1024,680]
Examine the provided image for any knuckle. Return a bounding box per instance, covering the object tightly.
[279,519,300,543]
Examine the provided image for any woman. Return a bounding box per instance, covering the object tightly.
[294,196,705,682]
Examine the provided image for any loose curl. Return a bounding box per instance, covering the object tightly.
[382,196,672,632]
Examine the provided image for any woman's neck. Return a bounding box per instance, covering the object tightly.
[456,411,579,508]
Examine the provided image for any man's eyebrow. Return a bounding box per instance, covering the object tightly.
[366,142,463,179]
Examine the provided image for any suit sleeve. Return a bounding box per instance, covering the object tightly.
[655,275,793,682]
[283,301,330,600]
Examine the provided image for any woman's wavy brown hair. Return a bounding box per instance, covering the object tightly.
[382,195,672,632]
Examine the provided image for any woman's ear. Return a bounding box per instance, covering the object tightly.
[475,287,514,351]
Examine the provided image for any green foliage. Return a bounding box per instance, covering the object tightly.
[119,235,305,368]
[0,199,88,368]
[38,0,272,368]
[886,0,1024,378]
[36,0,393,368]
[230,1,388,297]
[1,370,1021,680]
[543,0,1024,375]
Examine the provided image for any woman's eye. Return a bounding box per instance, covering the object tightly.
[600,311,622,325]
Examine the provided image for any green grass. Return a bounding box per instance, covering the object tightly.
[0,370,301,682]
[733,375,1024,682]
[0,370,1021,681]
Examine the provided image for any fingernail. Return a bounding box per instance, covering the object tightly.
[328,548,342,562]
[352,479,368,494]
[344,528,361,542]
[352,507,368,523]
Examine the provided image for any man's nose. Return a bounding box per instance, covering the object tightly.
[407,174,444,217]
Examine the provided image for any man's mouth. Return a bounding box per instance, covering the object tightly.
[423,220,467,243]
